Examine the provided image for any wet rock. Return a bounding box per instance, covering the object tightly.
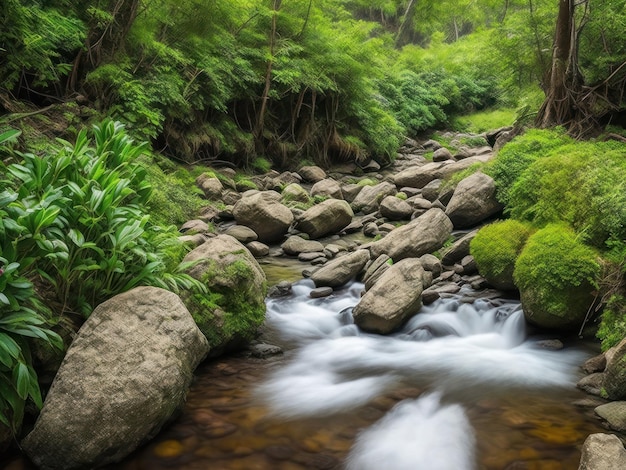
[246,343,283,358]
[577,373,606,396]
[578,433,626,469]
[583,354,607,374]
[310,287,334,298]
[233,191,293,243]
[368,208,453,262]
[595,402,626,431]
[445,172,503,229]
[299,251,326,262]
[535,339,564,350]
[267,281,292,298]
[311,249,370,288]
[295,198,354,239]
[353,258,424,334]
[21,287,209,470]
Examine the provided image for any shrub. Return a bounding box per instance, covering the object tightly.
[597,295,626,352]
[513,225,601,329]
[470,219,534,290]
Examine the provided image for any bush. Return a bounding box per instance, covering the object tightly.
[597,295,626,352]
[470,219,534,290]
[513,225,600,330]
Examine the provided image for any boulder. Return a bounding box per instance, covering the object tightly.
[379,196,413,220]
[281,183,310,204]
[603,337,626,400]
[368,208,453,261]
[351,181,397,214]
[299,165,327,183]
[311,179,343,200]
[440,230,478,266]
[393,162,443,189]
[445,172,503,228]
[224,225,258,243]
[233,191,294,243]
[362,254,392,291]
[246,241,269,257]
[341,183,364,203]
[578,433,626,470]
[353,258,425,334]
[180,219,210,234]
[22,287,209,470]
[295,199,354,239]
[281,235,325,255]
[432,147,453,162]
[595,402,626,432]
[421,179,442,202]
[183,235,267,353]
[311,249,370,288]
[197,175,223,200]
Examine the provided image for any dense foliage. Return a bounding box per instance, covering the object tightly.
[0,121,203,431]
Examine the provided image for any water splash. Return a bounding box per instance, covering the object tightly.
[259,281,587,418]
[346,392,476,470]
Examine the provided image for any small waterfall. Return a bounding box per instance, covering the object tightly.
[259,280,588,469]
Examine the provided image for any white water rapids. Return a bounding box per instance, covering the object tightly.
[258,280,589,470]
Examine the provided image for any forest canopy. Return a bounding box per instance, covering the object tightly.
[1,0,626,167]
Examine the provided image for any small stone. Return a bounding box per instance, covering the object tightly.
[267,281,292,298]
[246,241,269,257]
[595,401,626,431]
[310,287,333,298]
[535,339,564,350]
[247,343,283,358]
[584,354,607,374]
[577,372,606,396]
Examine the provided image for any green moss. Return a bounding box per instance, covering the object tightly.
[598,295,626,351]
[396,192,407,200]
[453,108,516,133]
[513,224,600,328]
[186,259,266,351]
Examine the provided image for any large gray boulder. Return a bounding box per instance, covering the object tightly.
[353,258,425,334]
[299,165,327,183]
[311,249,370,288]
[233,191,294,243]
[445,172,503,228]
[22,287,209,470]
[183,235,267,353]
[603,337,626,400]
[578,433,626,469]
[295,198,354,239]
[368,208,453,261]
[393,162,443,189]
[351,181,397,214]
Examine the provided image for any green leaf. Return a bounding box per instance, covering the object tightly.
[0,129,21,144]
[13,362,30,399]
[68,228,85,247]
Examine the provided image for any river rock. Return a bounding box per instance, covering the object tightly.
[379,196,413,220]
[281,183,310,204]
[21,287,209,470]
[281,235,325,255]
[577,373,605,396]
[440,230,478,266]
[183,235,267,353]
[368,208,453,261]
[351,181,397,214]
[353,258,425,334]
[445,172,503,228]
[421,179,442,202]
[595,402,626,431]
[225,225,258,243]
[233,191,294,243]
[340,184,363,203]
[393,162,443,189]
[583,354,607,374]
[310,287,334,298]
[246,241,269,257]
[603,337,626,400]
[311,249,370,288]
[180,219,210,234]
[363,254,392,291]
[419,254,442,278]
[432,147,453,162]
[299,165,327,183]
[197,174,224,200]
[311,179,343,199]
[578,433,626,469]
[294,199,354,239]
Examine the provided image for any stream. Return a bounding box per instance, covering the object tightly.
[107,277,606,470]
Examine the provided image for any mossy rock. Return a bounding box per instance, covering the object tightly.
[513,224,600,330]
[470,219,534,290]
[182,235,267,355]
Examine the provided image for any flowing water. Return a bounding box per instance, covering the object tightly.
[3,280,610,470]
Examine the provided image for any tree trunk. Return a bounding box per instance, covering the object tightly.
[395,0,417,48]
[535,0,580,128]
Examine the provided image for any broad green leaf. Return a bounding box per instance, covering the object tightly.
[13,362,30,399]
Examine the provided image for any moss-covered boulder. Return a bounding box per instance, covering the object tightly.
[470,219,534,291]
[183,235,267,355]
[603,337,626,400]
[513,225,600,330]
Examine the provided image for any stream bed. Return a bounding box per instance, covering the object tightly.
[107,280,607,470]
